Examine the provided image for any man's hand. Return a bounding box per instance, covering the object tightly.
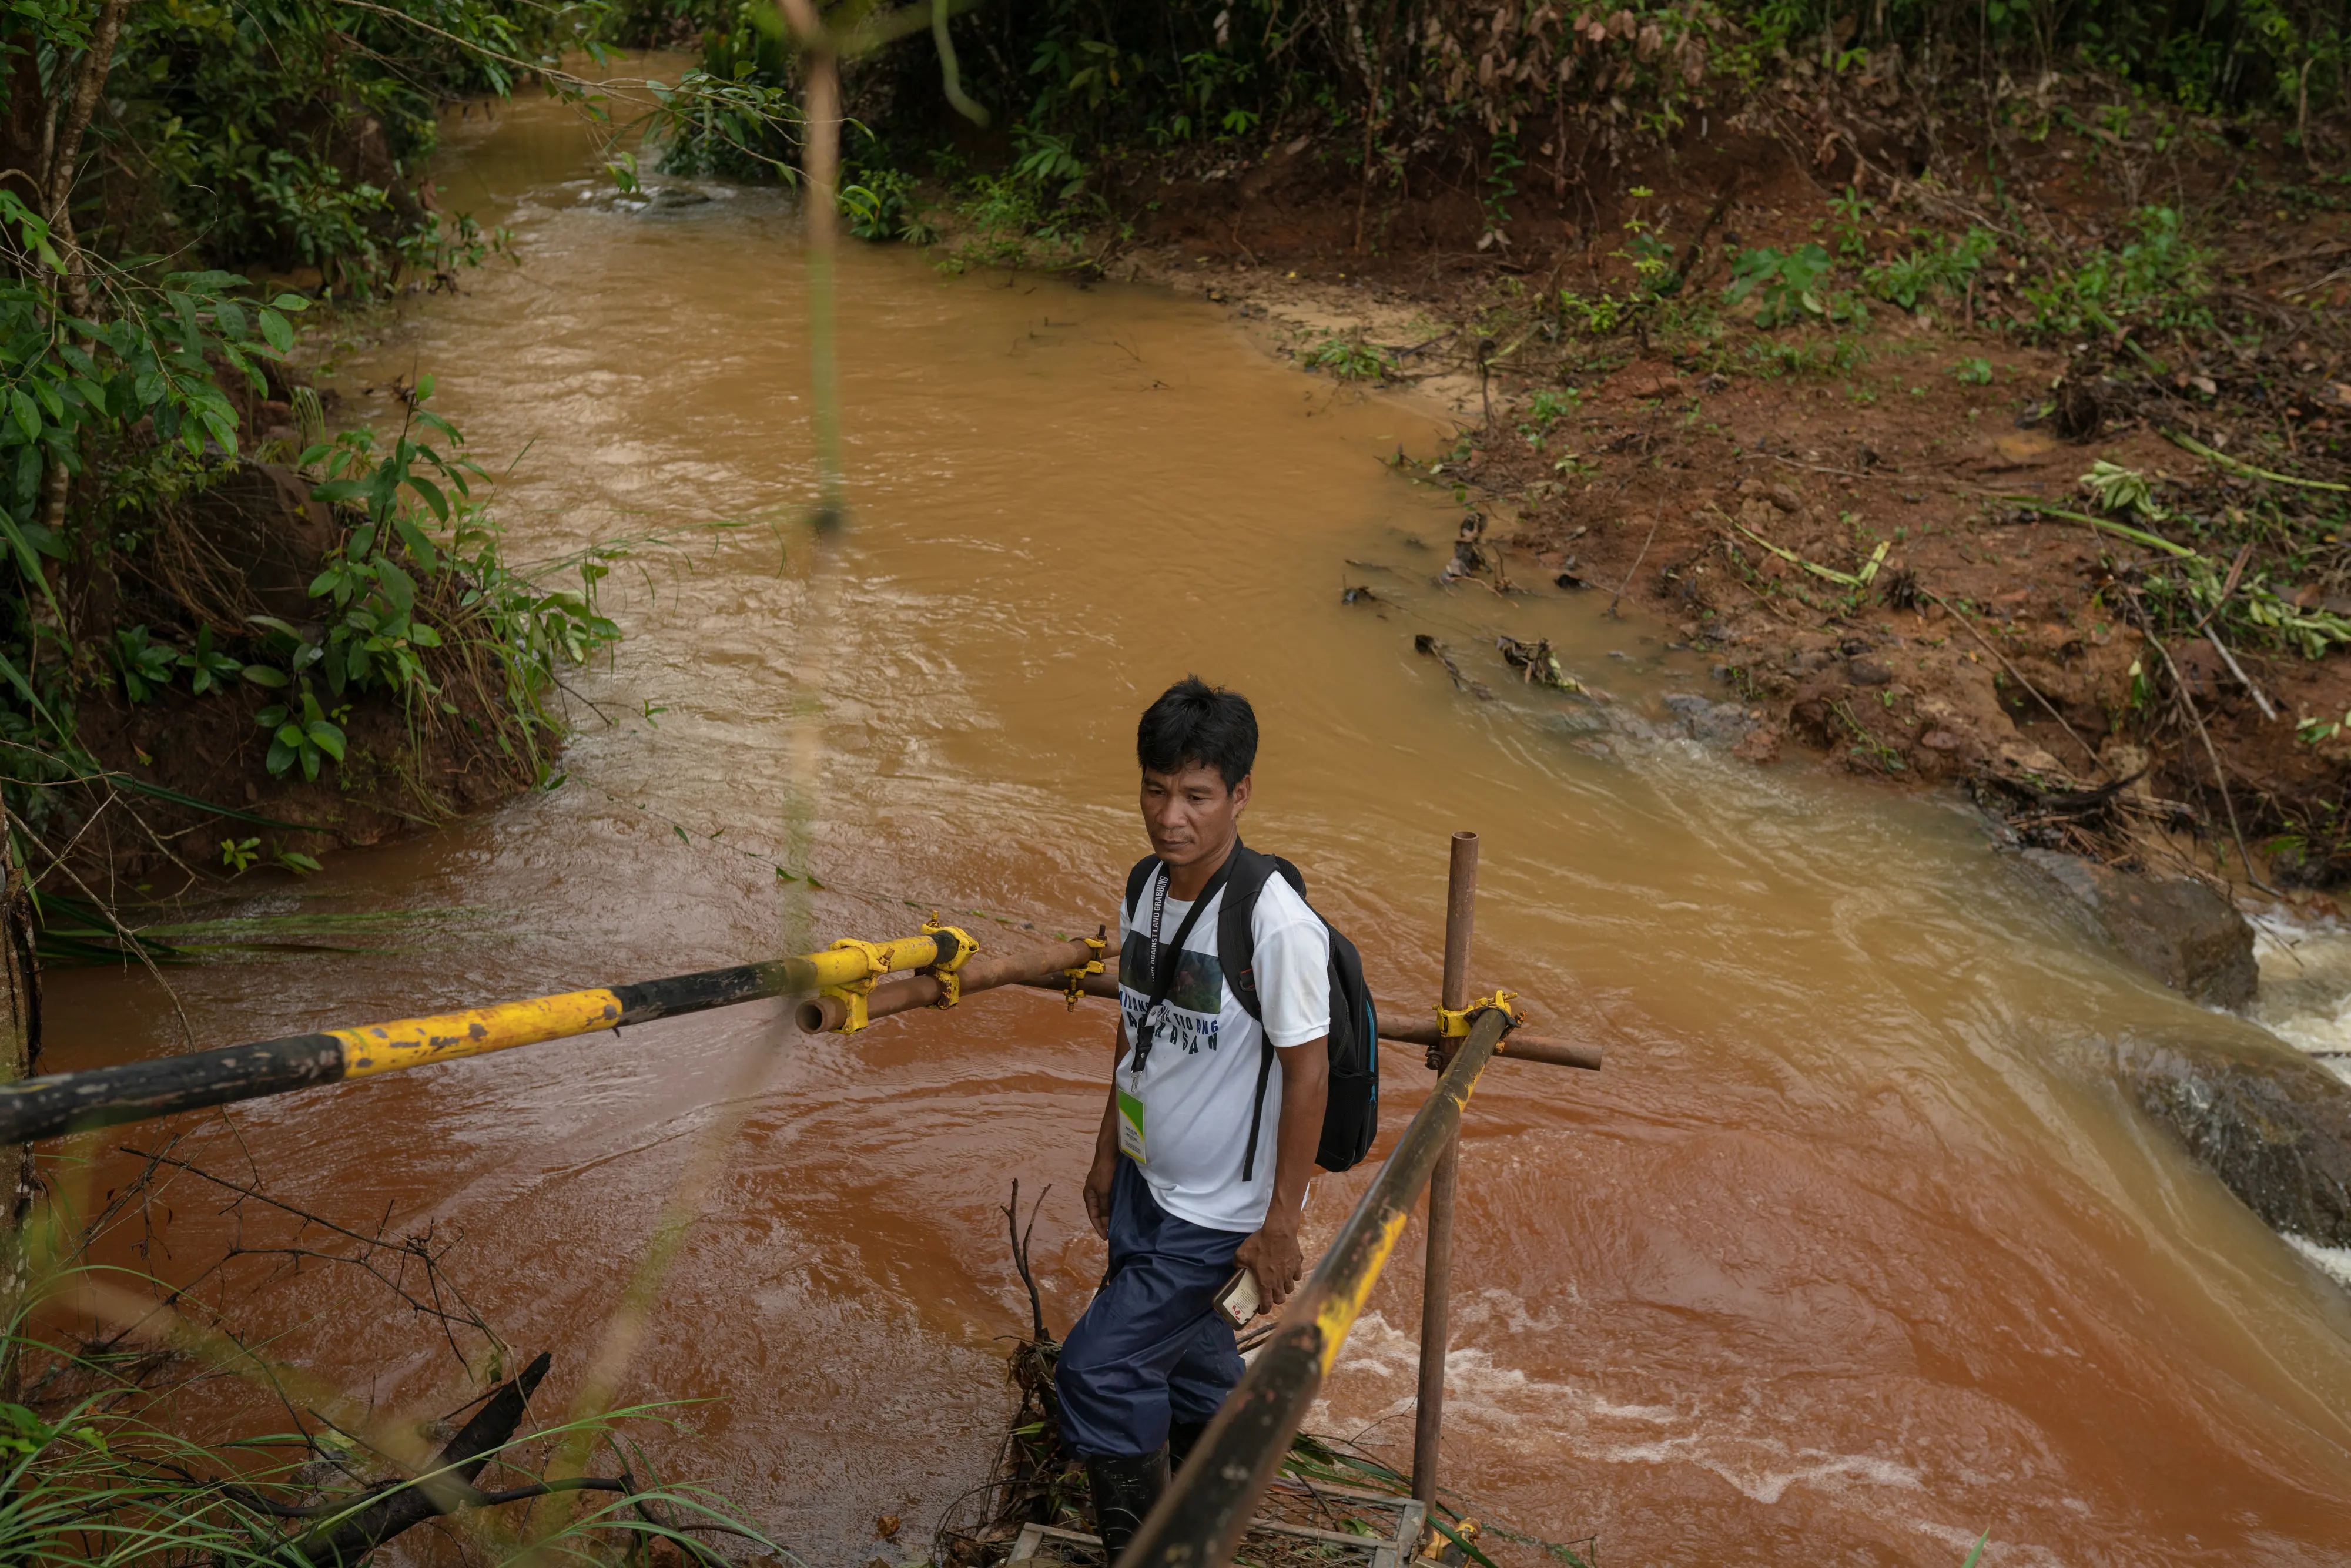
[1235,1038,1327,1315]
[1083,1150,1119,1239]
[1232,1222,1305,1311]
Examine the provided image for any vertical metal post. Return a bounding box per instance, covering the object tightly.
[1414,830,1479,1509]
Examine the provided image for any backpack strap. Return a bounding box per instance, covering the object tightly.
[1216,845,1307,1023]
[1124,855,1160,929]
[1241,1036,1278,1183]
[1221,845,1312,1184]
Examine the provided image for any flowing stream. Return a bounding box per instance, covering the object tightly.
[51,80,2351,1565]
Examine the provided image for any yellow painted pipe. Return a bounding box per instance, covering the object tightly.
[0,929,958,1144]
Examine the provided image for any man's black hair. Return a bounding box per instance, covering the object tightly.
[1137,676,1257,790]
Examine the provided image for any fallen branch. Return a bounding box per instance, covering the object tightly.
[1003,1180,1051,1343]
[2164,429,2350,494]
[1998,497,2199,558]
[1736,527,1887,589]
[284,1351,554,1564]
[2126,591,2273,894]
[1923,591,2102,773]
[1412,635,1493,699]
[1610,512,1666,618]
[2007,767,2149,816]
[2203,627,2279,722]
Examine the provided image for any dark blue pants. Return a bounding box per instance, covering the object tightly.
[1056,1159,1247,1459]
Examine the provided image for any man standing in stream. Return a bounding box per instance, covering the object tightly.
[1056,676,1332,1559]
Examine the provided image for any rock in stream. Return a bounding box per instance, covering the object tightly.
[2020,850,2258,1010]
[2122,1038,2351,1247]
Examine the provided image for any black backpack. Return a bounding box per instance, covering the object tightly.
[1123,843,1379,1179]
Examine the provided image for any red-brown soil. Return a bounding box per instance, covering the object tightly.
[1004,75,2351,901]
[52,456,540,899]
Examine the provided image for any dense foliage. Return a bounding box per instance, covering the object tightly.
[0,0,637,883]
[664,0,2351,185]
[106,0,611,296]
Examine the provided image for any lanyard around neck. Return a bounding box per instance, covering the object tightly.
[1131,858,1229,1076]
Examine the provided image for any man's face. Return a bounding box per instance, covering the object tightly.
[1140,762,1251,868]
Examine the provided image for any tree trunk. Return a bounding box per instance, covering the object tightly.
[36,0,127,537]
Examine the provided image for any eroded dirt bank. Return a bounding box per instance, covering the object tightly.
[985,73,2351,910]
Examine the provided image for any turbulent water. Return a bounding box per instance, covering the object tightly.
[50,77,2351,1565]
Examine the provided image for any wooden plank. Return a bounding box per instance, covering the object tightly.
[999,1484,1415,1563]
[1240,1518,1389,1552]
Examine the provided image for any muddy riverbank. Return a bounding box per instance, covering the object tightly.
[929,81,2351,919]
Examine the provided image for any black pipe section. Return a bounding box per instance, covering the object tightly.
[0,955,836,1147]
[0,1033,346,1145]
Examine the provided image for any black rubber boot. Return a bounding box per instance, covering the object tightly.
[1086,1446,1170,1562]
[1167,1419,1208,1473]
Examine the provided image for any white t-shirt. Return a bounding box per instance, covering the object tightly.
[1115,860,1331,1233]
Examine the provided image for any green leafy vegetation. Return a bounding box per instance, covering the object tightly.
[0,0,662,891]
[1515,389,1579,450]
[1726,243,1864,327]
[110,0,598,299]
[689,0,2351,261]
[1302,333,1392,381]
[2020,206,2215,336]
[2048,451,2351,667]
[1864,228,1996,311]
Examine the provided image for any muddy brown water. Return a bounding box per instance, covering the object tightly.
[49,82,2351,1566]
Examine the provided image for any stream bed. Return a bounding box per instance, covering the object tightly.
[51,79,2351,1565]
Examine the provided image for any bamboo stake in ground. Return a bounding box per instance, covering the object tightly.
[778,0,846,532]
[1413,830,1478,1511]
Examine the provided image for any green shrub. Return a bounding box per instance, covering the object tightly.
[2022,206,2214,336]
[1864,228,1997,310]
[1303,334,1392,380]
[1726,243,1864,327]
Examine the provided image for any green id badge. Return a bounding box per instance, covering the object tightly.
[1116,1088,1146,1164]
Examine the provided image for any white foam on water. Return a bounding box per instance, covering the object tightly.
[1314,1304,1921,1510]
[1582,1433,1921,1507]
[2250,913,2351,1060]
[2282,1232,2351,1290]
[2246,914,2351,1097]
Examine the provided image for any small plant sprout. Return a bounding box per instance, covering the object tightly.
[2299,710,2351,745]
[1828,187,1872,257]
[1953,357,1994,384]
[1302,333,1391,381]
[1726,244,1836,327]
[220,837,261,873]
[1515,389,1579,449]
[1617,186,1674,292]
[2081,459,2158,517]
[256,690,349,782]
